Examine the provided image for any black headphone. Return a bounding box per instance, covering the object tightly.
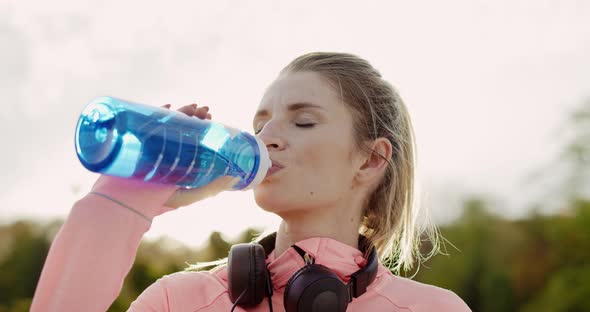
[227,232,378,312]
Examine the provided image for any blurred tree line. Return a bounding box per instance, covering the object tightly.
[0,99,588,311]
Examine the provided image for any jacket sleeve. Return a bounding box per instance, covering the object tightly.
[30,176,178,312]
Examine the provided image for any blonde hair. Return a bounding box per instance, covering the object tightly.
[187,52,440,274]
[281,52,440,274]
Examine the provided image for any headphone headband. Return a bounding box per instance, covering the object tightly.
[351,235,378,297]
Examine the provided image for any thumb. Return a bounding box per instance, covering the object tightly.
[165,176,241,208]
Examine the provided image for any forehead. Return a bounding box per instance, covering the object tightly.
[256,71,342,115]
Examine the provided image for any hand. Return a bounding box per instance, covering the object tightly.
[161,103,240,208]
[163,103,212,120]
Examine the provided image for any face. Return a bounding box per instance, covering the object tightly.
[252,71,364,216]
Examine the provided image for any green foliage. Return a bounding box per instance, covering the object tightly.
[522,265,590,312]
[0,221,50,311]
[410,199,590,311]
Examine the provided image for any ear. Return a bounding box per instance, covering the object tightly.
[354,138,393,185]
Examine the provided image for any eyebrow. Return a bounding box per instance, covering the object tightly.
[253,102,325,120]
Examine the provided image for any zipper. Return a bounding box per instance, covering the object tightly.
[303,252,315,265]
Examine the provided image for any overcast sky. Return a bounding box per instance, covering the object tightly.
[1,0,589,247]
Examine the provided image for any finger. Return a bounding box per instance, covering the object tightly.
[177,103,198,115]
[194,106,209,119]
[206,113,212,120]
[177,104,209,118]
[166,176,240,208]
[162,104,172,109]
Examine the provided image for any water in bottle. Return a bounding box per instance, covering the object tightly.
[74,96,270,190]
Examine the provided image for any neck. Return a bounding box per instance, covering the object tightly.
[274,205,362,258]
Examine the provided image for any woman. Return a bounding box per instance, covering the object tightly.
[31,52,471,311]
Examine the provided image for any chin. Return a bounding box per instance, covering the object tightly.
[253,187,277,212]
[253,186,290,213]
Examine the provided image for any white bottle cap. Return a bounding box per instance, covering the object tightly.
[242,136,271,191]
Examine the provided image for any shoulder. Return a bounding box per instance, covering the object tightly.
[159,266,229,296]
[131,265,231,311]
[369,266,471,312]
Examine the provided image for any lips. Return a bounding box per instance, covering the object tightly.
[271,160,284,169]
[265,159,284,178]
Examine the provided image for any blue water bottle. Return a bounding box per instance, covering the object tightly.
[74,96,270,190]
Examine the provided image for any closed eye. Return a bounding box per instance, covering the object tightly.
[254,123,315,134]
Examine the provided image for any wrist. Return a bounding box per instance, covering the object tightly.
[90,175,179,220]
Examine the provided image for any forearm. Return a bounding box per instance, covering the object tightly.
[31,176,177,312]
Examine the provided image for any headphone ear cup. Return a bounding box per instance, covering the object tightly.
[228,243,268,306]
[284,264,349,312]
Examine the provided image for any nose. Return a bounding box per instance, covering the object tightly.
[256,120,286,151]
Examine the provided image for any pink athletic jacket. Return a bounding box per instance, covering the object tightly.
[31,176,471,311]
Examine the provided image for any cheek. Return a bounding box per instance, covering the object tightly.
[252,158,354,213]
[296,143,355,190]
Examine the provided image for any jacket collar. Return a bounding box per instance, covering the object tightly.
[265,236,370,290]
